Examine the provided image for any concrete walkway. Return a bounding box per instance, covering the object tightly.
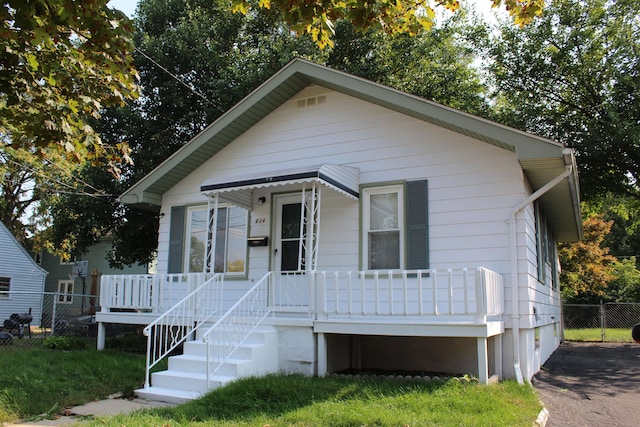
[7,395,176,426]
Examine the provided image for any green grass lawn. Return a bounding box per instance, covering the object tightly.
[0,346,543,427]
[564,328,635,342]
[0,345,149,422]
[88,375,542,427]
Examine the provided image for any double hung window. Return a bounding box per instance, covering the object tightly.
[362,181,429,271]
[57,280,74,303]
[535,202,558,288]
[184,205,248,274]
[0,277,10,298]
[363,185,404,270]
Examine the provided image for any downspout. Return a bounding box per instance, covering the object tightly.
[508,148,574,384]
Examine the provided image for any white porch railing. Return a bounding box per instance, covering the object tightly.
[141,273,224,388]
[269,268,504,320]
[100,273,218,313]
[100,268,504,321]
[201,272,271,386]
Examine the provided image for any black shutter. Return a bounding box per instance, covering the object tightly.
[406,180,429,269]
[167,206,185,273]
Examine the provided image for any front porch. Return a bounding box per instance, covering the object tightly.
[98,267,504,326]
[97,267,504,400]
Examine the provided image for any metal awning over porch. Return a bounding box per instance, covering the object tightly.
[200,164,359,209]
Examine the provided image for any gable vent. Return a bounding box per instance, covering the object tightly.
[296,95,327,108]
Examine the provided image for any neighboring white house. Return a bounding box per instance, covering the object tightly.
[97,59,582,403]
[0,221,47,330]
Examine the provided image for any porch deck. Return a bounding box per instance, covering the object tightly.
[97,268,505,393]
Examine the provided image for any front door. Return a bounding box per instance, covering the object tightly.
[274,193,306,272]
[272,193,308,308]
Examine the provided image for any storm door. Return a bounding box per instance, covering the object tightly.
[274,194,307,272]
[272,191,318,309]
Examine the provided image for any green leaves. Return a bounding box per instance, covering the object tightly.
[0,0,139,179]
[230,0,544,48]
[486,0,640,201]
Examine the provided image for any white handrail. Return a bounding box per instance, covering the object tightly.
[142,273,223,389]
[202,272,271,388]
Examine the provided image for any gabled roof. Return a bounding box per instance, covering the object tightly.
[120,58,582,241]
[0,221,48,276]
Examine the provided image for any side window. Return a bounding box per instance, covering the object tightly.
[183,205,248,275]
[0,277,10,298]
[57,280,74,304]
[59,256,75,265]
[363,185,404,270]
[535,202,557,287]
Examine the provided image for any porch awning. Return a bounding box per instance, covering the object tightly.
[200,164,360,208]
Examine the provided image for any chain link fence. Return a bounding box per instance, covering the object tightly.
[4,292,638,347]
[0,291,143,350]
[563,302,640,342]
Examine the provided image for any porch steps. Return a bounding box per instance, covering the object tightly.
[135,325,278,404]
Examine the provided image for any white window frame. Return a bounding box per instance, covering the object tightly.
[362,184,405,270]
[184,204,248,275]
[535,202,558,289]
[0,277,10,298]
[184,206,209,274]
[57,280,74,304]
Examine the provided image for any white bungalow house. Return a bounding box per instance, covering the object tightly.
[96,59,582,403]
[0,221,47,333]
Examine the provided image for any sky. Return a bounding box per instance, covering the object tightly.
[108,0,138,18]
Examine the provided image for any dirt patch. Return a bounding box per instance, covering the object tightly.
[532,341,640,427]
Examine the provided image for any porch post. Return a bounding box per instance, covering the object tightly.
[97,322,106,350]
[206,194,220,273]
[477,337,489,384]
[299,182,321,271]
[317,332,327,377]
[298,184,307,271]
[494,334,503,380]
[310,183,320,271]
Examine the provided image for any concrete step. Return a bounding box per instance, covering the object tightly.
[135,386,204,404]
[168,354,252,377]
[141,324,279,402]
[183,339,268,359]
[150,370,235,393]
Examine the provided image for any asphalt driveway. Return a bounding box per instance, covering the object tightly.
[532,341,640,427]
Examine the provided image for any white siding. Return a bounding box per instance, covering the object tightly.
[0,223,46,326]
[160,86,528,279]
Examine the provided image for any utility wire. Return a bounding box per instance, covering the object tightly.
[4,158,113,202]
[134,47,223,112]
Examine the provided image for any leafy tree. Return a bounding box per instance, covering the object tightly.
[231,0,544,48]
[559,215,617,303]
[608,258,640,302]
[0,0,140,245]
[484,0,640,201]
[583,194,640,264]
[45,0,324,265]
[579,194,640,302]
[45,0,491,266]
[327,11,490,116]
[0,0,138,177]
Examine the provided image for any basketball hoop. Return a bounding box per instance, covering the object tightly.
[69,260,89,279]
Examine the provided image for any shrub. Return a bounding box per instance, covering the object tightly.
[43,336,87,351]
